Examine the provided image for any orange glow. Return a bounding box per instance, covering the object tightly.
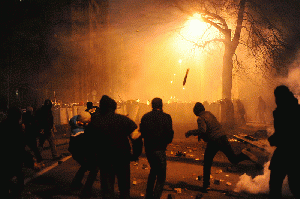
[182,14,209,40]
[129,13,223,103]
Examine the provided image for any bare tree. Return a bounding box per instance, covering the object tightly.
[169,0,300,100]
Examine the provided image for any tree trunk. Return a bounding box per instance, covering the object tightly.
[222,31,234,100]
[221,31,235,128]
[222,0,246,100]
[222,50,234,99]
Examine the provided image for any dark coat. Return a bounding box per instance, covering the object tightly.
[23,111,39,138]
[87,111,140,163]
[269,102,300,170]
[36,106,54,130]
[140,109,174,152]
[196,111,225,142]
[2,118,26,178]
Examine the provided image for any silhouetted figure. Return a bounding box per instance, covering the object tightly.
[185,102,255,192]
[4,107,26,198]
[220,98,235,129]
[140,98,174,199]
[85,102,97,115]
[256,96,266,124]
[23,106,43,164]
[88,95,142,199]
[268,85,300,199]
[69,111,98,196]
[236,99,246,126]
[36,99,60,160]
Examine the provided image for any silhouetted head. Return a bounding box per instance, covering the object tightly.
[86,102,93,109]
[193,102,205,116]
[99,95,117,114]
[152,98,163,110]
[44,99,52,109]
[274,85,297,107]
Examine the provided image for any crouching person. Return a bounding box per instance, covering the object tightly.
[68,111,98,197]
[140,98,174,199]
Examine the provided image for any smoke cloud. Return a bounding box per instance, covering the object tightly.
[234,127,292,196]
[234,161,292,196]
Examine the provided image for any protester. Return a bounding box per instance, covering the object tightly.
[185,102,256,192]
[268,85,300,198]
[256,96,266,124]
[87,95,142,199]
[36,99,61,160]
[68,111,98,196]
[23,106,43,165]
[140,97,174,199]
[4,107,27,198]
[235,99,246,126]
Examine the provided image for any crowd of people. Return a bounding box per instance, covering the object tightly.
[68,96,173,199]
[4,99,62,198]
[4,85,300,199]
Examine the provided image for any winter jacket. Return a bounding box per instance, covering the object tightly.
[269,104,300,170]
[36,106,53,130]
[196,111,225,142]
[88,111,141,162]
[140,109,174,152]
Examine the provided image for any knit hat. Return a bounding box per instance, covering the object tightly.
[193,102,205,116]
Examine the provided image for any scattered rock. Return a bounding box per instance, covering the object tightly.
[174,188,182,193]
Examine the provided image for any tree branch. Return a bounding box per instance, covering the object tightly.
[194,38,225,48]
[232,0,247,48]
[178,31,225,48]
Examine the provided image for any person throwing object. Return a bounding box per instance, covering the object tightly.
[185,102,255,192]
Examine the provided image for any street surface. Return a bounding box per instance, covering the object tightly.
[20,124,294,199]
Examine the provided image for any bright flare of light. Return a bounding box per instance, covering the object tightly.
[182,14,210,40]
[187,19,206,37]
[178,13,220,47]
[152,12,223,103]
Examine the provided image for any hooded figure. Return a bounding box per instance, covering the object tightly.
[87,95,142,199]
[36,99,60,160]
[268,85,300,198]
